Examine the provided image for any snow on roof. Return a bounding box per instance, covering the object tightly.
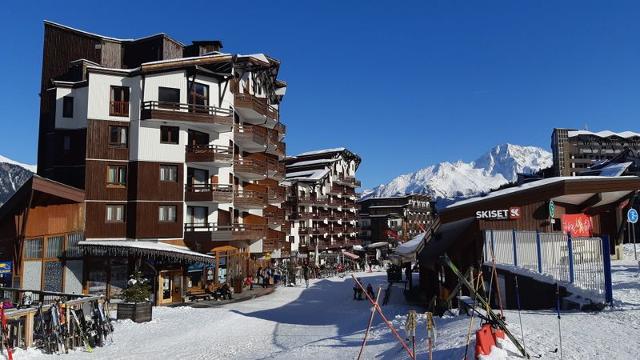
[44,20,185,45]
[567,130,640,139]
[238,53,270,64]
[395,232,426,257]
[79,240,214,263]
[446,176,639,209]
[285,168,330,182]
[296,147,346,156]
[140,53,229,66]
[286,158,338,168]
[86,66,140,74]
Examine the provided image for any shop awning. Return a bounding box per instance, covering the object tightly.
[79,241,215,264]
[395,232,427,260]
[342,251,360,260]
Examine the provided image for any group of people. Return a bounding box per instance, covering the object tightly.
[352,278,376,301]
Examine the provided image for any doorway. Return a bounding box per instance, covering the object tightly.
[158,270,183,305]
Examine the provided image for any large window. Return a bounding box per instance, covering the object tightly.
[107,165,127,186]
[158,87,180,109]
[188,82,209,112]
[159,205,177,222]
[24,238,43,259]
[62,96,74,118]
[106,205,125,222]
[160,126,179,144]
[160,165,178,182]
[110,86,130,116]
[109,126,128,147]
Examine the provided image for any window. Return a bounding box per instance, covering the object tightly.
[62,96,74,118]
[46,236,64,258]
[158,87,180,108]
[107,165,127,186]
[106,205,125,222]
[63,135,71,152]
[24,238,43,259]
[159,205,177,222]
[110,86,130,116]
[109,126,128,147]
[188,82,209,112]
[160,165,178,182]
[160,126,179,144]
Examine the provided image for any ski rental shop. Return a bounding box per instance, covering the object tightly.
[415,176,640,309]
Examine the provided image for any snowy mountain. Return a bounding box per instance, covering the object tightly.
[0,155,36,205]
[362,144,552,206]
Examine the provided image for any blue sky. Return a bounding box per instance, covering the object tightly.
[2,1,640,188]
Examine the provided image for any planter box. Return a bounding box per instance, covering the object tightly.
[117,302,153,323]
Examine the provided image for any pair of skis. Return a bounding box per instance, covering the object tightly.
[440,254,530,359]
[0,304,13,360]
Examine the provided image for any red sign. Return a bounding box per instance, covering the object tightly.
[509,207,521,219]
[561,214,593,237]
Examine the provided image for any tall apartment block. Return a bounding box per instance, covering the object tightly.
[35,21,288,301]
[358,194,434,246]
[284,148,361,263]
[551,128,640,176]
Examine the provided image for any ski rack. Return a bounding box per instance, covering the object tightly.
[440,254,530,359]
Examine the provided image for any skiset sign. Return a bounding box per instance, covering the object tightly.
[475,207,521,220]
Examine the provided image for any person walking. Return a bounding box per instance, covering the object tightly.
[303,264,310,288]
[256,267,263,288]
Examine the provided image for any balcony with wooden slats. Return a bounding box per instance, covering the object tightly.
[141,101,233,132]
[267,185,286,204]
[234,93,279,127]
[184,222,267,243]
[234,157,268,180]
[185,183,233,203]
[234,190,267,209]
[266,129,286,158]
[185,145,233,166]
[264,205,286,227]
[334,175,362,188]
[234,124,268,152]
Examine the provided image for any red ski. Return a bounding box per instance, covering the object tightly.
[0,304,13,360]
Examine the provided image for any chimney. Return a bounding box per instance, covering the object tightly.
[184,40,224,57]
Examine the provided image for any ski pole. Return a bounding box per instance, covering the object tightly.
[556,283,563,360]
[357,287,382,360]
[515,276,527,356]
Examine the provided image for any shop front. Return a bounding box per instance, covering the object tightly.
[417,176,640,306]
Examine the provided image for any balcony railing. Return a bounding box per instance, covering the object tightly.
[234,93,279,121]
[267,186,286,203]
[235,124,268,146]
[185,183,233,202]
[141,101,233,128]
[185,145,233,164]
[297,196,328,206]
[234,158,268,179]
[184,223,267,242]
[264,206,286,226]
[234,190,267,208]
[110,101,129,117]
[335,176,361,188]
[274,122,286,139]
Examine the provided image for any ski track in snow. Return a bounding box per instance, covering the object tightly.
[15,261,640,359]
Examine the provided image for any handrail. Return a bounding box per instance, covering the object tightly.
[185,183,233,192]
[184,223,267,232]
[185,144,233,154]
[142,100,232,117]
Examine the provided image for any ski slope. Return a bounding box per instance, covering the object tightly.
[16,259,640,359]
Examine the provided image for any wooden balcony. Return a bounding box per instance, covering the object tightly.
[141,101,233,132]
[185,184,233,203]
[267,185,286,203]
[264,155,286,180]
[266,129,286,158]
[264,205,286,227]
[235,124,268,152]
[274,122,286,140]
[234,158,267,180]
[110,101,129,117]
[234,93,279,126]
[297,196,328,206]
[184,223,267,243]
[185,145,233,166]
[234,190,267,209]
[334,176,361,188]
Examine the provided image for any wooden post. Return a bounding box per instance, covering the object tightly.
[24,311,34,349]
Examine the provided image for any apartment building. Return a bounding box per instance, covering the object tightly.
[33,21,288,303]
[551,128,640,176]
[284,148,361,263]
[358,194,434,246]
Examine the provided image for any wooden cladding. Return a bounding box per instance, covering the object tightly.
[86,120,129,160]
[234,190,268,209]
[128,202,183,239]
[24,203,86,238]
[185,145,233,165]
[85,160,128,201]
[185,184,233,203]
[129,162,184,201]
[234,93,278,121]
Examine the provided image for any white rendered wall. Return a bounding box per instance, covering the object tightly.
[55,87,88,129]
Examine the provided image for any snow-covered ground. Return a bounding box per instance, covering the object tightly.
[16,259,640,359]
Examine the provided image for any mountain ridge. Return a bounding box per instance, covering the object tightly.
[361,143,552,206]
[0,155,36,205]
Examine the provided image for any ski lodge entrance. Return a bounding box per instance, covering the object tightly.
[415,176,640,308]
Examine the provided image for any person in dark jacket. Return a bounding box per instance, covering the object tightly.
[303,264,310,288]
[366,283,375,300]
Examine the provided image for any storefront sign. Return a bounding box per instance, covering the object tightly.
[562,214,593,237]
[549,200,556,218]
[627,208,638,224]
[475,207,521,220]
[0,261,11,275]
